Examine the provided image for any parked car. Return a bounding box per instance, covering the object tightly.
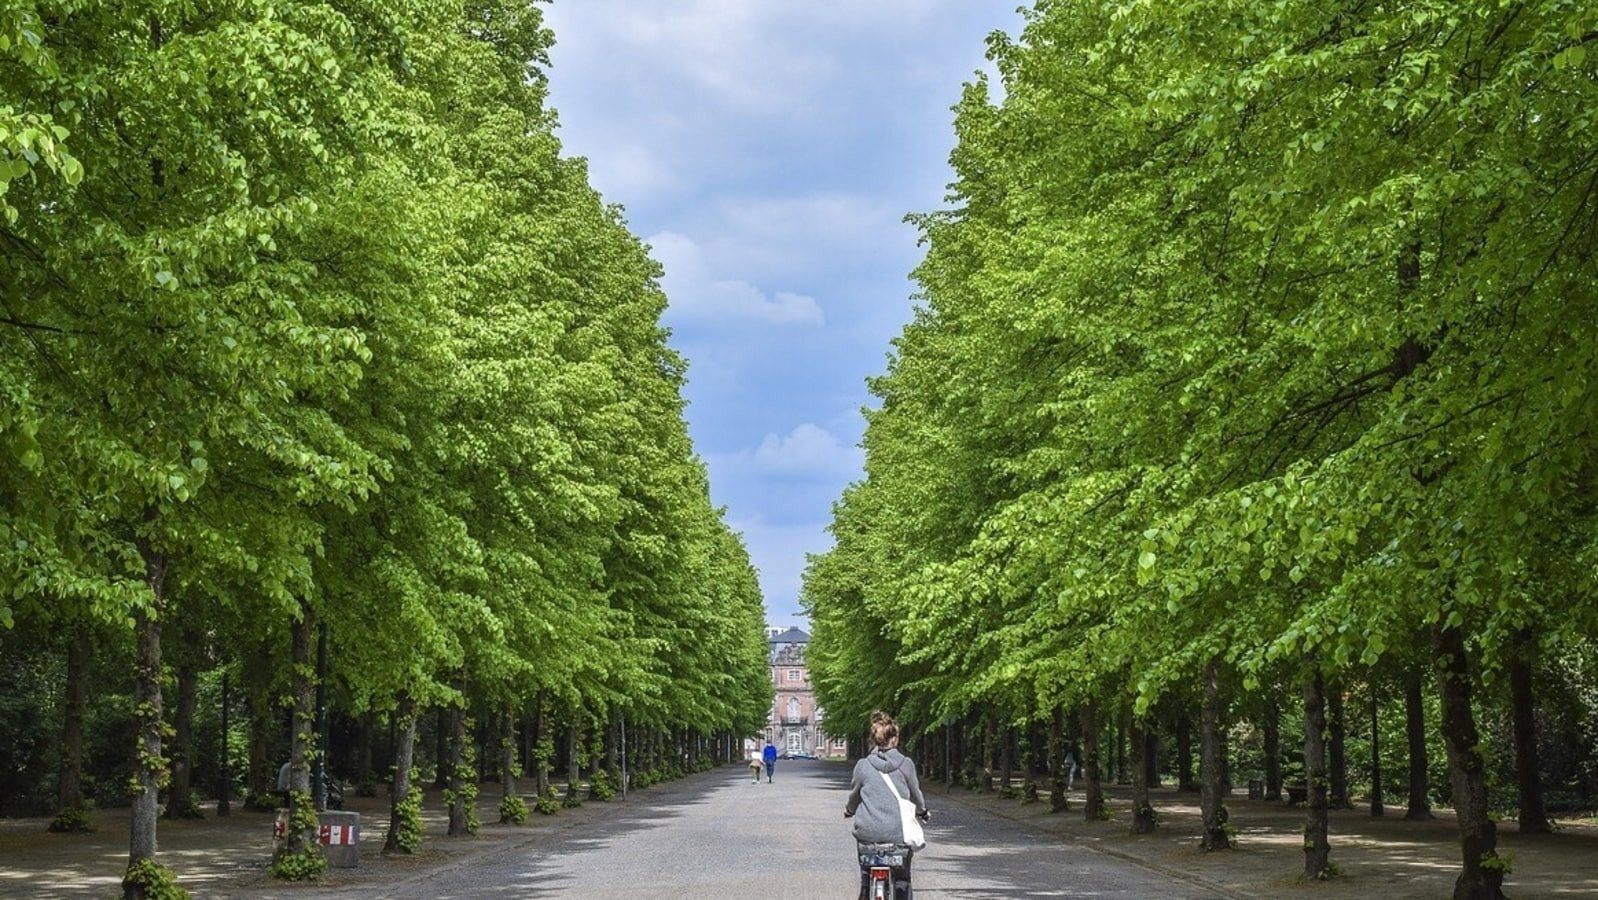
[780,750,816,760]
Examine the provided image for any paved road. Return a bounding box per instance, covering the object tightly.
[297,762,1219,899]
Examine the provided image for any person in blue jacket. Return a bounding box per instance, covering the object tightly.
[762,741,778,783]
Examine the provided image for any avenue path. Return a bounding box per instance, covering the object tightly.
[9,760,1598,898]
[257,761,1215,899]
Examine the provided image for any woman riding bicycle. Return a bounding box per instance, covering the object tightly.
[844,710,929,899]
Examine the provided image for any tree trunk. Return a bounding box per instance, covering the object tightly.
[446,701,467,836]
[1018,716,1038,803]
[1302,668,1332,880]
[433,707,450,790]
[164,660,200,819]
[384,695,418,855]
[218,672,231,816]
[283,605,317,858]
[1048,707,1067,813]
[1405,667,1434,820]
[533,693,550,798]
[1129,715,1156,834]
[357,711,377,795]
[980,714,995,792]
[939,719,952,789]
[1200,660,1231,851]
[1114,709,1130,784]
[1175,711,1196,792]
[54,621,91,824]
[565,723,582,806]
[1509,641,1550,834]
[1145,726,1160,787]
[961,715,981,788]
[1264,691,1283,801]
[500,702,519,822]
[123,539,168,900]
[1370,687,1385,817]
[243,639,277,811]
[1435,624,1507,900]
[999,726,1015,794]
[1082,700,1105,821]
[1329,682,1350,809]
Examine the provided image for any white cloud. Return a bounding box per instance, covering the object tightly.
[751,423,863,477]
[649,230,824,326]
[540,0,1026,628]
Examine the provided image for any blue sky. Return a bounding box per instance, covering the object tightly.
[541,1,1023,627]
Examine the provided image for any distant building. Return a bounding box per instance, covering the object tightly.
[758,627,848,760]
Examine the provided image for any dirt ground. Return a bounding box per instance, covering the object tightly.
[934,780,1598,899]
[3,769,1596,899]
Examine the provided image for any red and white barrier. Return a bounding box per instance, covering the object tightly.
[273,819,360,845]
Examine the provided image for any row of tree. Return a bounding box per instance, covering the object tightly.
[1,1,772,896]
[804,3,1598,899]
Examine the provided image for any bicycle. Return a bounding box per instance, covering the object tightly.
[856,841,912,900]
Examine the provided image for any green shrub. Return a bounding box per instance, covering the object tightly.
[384,785,423,854]
[534,788,560,815]
[499,794,528,825]
[588,769,616,801]
[48,800,96,834]
[270,793,327,881]
[123,858,191,900]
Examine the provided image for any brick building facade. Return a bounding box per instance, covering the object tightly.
[760,627,848,759]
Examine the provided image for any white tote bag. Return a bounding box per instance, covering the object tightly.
[878,771,926,850]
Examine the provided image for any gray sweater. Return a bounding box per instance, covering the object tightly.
[844,748,928,844]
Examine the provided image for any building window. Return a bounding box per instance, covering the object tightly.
[788,668,801,682]
[788,733,803,753]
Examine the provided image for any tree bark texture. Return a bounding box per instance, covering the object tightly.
[1370,688,1385,817]
[1175,711,1196,792]
[999,727,1015,794]
[433,707,449,790]
[1264,691,1283,801]
[1302,668,1332,880]
[500,703,519,821]
[446,701,467,836]
[1082,700,1105,821]
[164,660,200,818]
[357,710,377,794]
[1200,660,1231,851]
[384,695,418,855]
[1115,709,1130,785]
[55,621,91,817]
[566,724,582,805]
[1405,667,1434,820]
[1129,716,1156,835]
[243,639,276,811]
[533,693,550,798]
[1145,726,1161,787]
[606,712,621,781]
[1329,683,1350,809]
[124,533,167,900]
[1049,707,1068,812]
[126,606,165,889]
[1434,624,1507,900]
[980,713,995,792]
[1018,716,1039,803]
[1509,643,1550,834]
[284,605,317,858]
